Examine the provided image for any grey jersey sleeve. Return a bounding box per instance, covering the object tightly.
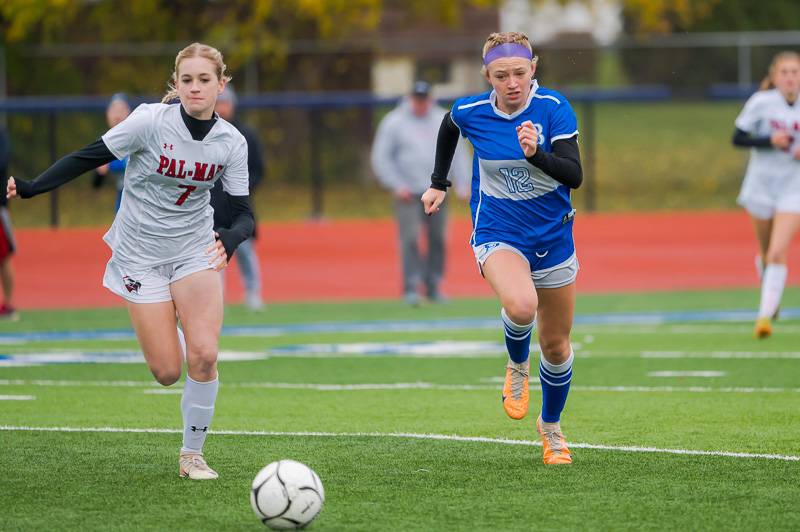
[222,135,250,196]
[101,104,155,159]
[735,92,765,133]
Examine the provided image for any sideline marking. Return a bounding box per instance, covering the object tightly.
[1,307,798,344]
[1,379,798,394]
[0,425,797,462]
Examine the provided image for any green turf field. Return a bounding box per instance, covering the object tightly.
[2,288,799,530]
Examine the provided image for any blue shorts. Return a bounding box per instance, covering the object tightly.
[471,230,578,289]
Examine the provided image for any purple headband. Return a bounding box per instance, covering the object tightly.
[483,43,533,65]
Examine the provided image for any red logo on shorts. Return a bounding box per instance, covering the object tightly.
[123,276,142,294]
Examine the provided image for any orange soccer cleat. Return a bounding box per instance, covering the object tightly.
[502,360,530,420]
[754,317,772,339]
[536,416,572,465]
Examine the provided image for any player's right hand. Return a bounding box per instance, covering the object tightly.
[6,176,16,199]
[771,131,792,150]
[421,187,446,215]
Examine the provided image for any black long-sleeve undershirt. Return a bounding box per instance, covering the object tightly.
[430,113,460,190]
[14,139,115,198]
[732,128,773,149]
[526,136,582,189]
[430,112,583,191]
[215,194,255,261]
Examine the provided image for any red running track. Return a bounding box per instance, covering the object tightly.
[10,211,799,309]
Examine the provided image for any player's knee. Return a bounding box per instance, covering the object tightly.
[187,344,218,377]
[152,367,181,387]
[539,337,571,364]
[504,299,537,325]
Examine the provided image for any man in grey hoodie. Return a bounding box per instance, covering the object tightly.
[371,81,470,305]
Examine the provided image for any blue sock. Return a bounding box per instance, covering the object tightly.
[501,308,534,364]
[539,349,574,423]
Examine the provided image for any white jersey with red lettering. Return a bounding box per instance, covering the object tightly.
[735,89,800,217]
[101,103,248,267]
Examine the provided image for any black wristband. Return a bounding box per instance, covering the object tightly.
[14,178,35,199]
[430,179,451,192]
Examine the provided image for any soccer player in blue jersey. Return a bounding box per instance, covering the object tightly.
[422,32,582,464]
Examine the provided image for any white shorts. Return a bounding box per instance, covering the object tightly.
[472,242,579,289]
[737,170,800,219]
[103,254,212,304]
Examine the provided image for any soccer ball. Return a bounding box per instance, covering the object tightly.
[250,459,325,530]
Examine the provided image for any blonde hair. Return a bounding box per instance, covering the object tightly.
[759,50,800,91]
[481,32,537,75]
[161,43,232,104]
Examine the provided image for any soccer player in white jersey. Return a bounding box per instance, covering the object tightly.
[732,51,800,339]
[422,32,582,464]
[7,43,254,480]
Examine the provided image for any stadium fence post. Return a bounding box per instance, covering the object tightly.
[582,100,596,212]
[309,108,323,219]
[47,111,60,228]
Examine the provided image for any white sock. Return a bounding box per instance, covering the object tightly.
[758,264,787,319]
[176,327,186,362]
[181,375,219,454]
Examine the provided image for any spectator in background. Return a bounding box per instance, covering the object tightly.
[92,93,131,211]
[371,81,470,305]
[0,127,16,320]
[211,84,265,310]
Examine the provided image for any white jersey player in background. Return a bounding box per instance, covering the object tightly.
[732,51,800,339]
[7,43,255,480]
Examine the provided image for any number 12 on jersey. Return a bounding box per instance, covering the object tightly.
[499,167,534,194]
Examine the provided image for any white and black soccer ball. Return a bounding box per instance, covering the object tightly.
[250,459,325,530]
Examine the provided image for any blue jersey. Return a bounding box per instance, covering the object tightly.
[451,80,578,269]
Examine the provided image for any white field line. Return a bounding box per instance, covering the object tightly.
[576,325,800,335]
[647,371,726,378]
[1,379,799,394]
[0,395,35,400]
[0,425,797,462]
[643,351,800,359]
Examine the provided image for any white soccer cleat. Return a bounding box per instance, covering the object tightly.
[179,452,219,480]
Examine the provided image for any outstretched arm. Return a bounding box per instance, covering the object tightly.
[10,138,117,199]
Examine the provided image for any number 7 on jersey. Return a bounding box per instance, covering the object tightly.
[175,185,197,206]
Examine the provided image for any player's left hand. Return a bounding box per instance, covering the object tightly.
[516,120,538,158]
[206,232,228,272]
[6,176,16,199]
[793,146,800,161]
